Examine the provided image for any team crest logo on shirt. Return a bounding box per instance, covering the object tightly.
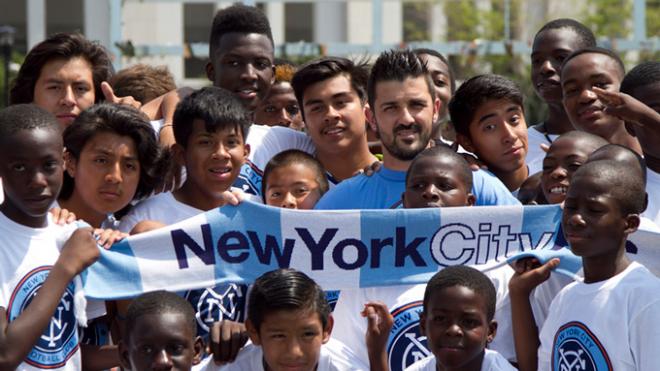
[7,266,79,368]
[186,284,246,337]
[552,321,612,371]
[236,161,262,195]
[325,290,340,311]
[387,301,431,371]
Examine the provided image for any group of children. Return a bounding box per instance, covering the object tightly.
[1,3,659,371]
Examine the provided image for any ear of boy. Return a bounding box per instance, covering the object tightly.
[456,133,476,154]
[623,213,641,235]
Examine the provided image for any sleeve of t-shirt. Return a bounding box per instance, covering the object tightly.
[328,288,370,365]
[630,298,660,370]
[472,170,521,206]
[314,186,348,210]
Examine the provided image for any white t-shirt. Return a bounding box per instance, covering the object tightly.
[643,168,660,227]
[526,125,558,176]
[538,262,660,371]
[196,339,366,371]
[404,349,516,371]
[235,124,315,195]
[0,212,82,371]
[331,265,568,368]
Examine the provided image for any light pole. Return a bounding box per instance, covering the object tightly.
[0,25,16,107]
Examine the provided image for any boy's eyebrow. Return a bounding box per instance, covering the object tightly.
[304,91,353,107]
[477,105,520,124]
[90,148,138,161]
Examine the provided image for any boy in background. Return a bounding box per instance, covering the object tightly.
[560,47,642,154]
[509,160,660,370]
[450,74,530,194]
[540,131,607,204]
[119,290,204,371]
[261,149,329,209]
[527,19,597,172]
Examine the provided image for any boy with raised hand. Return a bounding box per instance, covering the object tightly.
[119,290,204,371]
[450,74,530,194]
[600,61,660,225]
[509,160,660,371]
[560,47,642,154]
[0,104,120,370]
[526,19,597,173]
[315,50,519,210]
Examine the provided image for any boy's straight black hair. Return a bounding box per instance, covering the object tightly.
[0,104,61,141]
[406,145,473,190]
[209,4,273,58]
[60,104,169,201]
[448,74,524,138]
[423,265,496,321]
[572,160,646,215]
[535,18,597,50]
[261,149,330,202]
[248,269,330,331]
[367,49,435,110]
[124,290,197,342]
[561,47,625,79]
[10,33,113,105]
[173,87,252,148]
[620,61,660,96]
[292,57,370,114]
[412,48,456,93]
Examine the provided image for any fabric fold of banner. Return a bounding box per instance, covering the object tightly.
[83,202,571,300]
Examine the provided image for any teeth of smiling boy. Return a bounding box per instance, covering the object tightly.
[550,186,567,194]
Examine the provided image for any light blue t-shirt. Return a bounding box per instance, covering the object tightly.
[315,167,520,210]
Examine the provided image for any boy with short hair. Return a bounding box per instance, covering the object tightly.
[527,19,597,172]
[509,160,660,370]
[559,47,642,154]
[450,74,530,193]
[611,61,660,225]
[204,269,363,371]
[540,131,607,204]
[403,266,515,371]
[261,149,329,209]
[119,86,255,345]
[0,104,111,370]
[119,290,204,371]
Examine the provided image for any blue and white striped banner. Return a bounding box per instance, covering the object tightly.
[81,202,660,300]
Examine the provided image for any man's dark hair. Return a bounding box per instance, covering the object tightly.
[535,18,597,50]
[406,145,472,190]
[209,4,273,59]
[292,57,370,119]
[367,49,435,110]
[60,104,169,201]
[448,74,524,138]
[10,33,113,105]
[248,269,330,331]
[110,64,176,104]
[0,104,61,142]
[262,149,329,201]
[125,290,197,343]
[412,48,456,93]
[561,47,625,79]
[173,87,252,148]
[572,160,646,215]
[620,61,660,97]
[423,266,497,321]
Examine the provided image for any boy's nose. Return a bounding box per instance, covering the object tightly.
[240,63,258,81]
[105,162,123,183]
[280,192,298,209]
[60,86,76,107]
[444,323,463,337]
[422,185,440,201]
[550,166,568,179]
[151,350,173,370]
